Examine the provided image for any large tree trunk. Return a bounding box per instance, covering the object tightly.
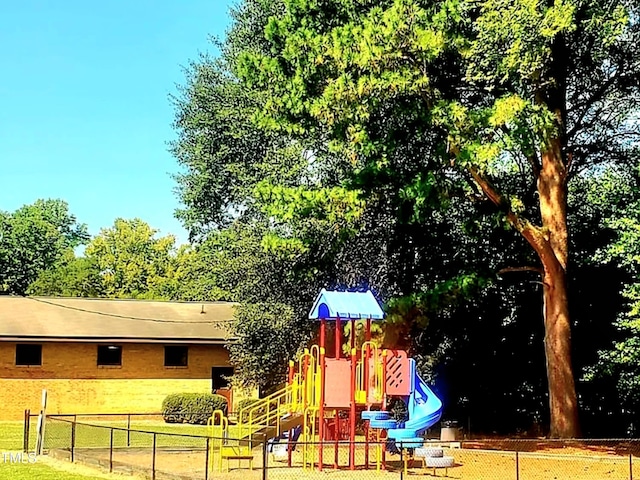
[538,140,580,438]
[469,133,581,437]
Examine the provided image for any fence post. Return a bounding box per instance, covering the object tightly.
[71,421,76,463]
[152,433,157,480]
[205,437,210,480]
[109,428,114,473]
[127,414,131,447]
[262,433,268,480]
[516,451,519,480]
[23,409,30,453]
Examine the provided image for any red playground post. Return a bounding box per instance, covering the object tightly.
[364,317,372,468]
[334,316,341,469]
[318,319,326,471]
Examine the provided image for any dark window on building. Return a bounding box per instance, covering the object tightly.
[212,367,234,391]
[15,344,42,366]
[164,346,188,367]
[97,345,122,366]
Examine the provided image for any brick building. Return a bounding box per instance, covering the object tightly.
[0,296,237,419]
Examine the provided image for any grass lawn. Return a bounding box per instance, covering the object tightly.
[0,421,145,480]
[0,461,103,480]
[3,418,257,452]
[0,455,147,479]
[0,421,24,450]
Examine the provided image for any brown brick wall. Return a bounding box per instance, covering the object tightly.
[0,342,230,379]
[0,341,233,420]
[0,378,213,419]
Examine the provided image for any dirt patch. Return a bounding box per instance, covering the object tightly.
[39,453,146,479]
[463,439,640,457]
[444,449,634,480]
[46,442,640,480]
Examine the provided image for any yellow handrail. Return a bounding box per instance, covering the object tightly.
[361,341,378,366]
[207,410,228,473]
[310,344,321,364]
[236,368,312,444]
[302,406,318,470]
[233,343,323,455]
[238,385,292,441]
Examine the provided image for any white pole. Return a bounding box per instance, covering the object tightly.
[36,389,47,455]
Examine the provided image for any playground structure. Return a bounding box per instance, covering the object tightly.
[208,289,451,472]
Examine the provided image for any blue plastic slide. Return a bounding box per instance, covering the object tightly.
[363,359,443,449]
[386,360,443,448]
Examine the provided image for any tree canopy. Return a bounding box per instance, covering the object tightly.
[225,0,640,438]
[0,199,88,295]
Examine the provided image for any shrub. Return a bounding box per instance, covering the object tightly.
[162,394,183,423]
[184,393,228,425]
[162,393,228,425]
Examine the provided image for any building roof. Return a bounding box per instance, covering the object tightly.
[308,289,385,320]
[0,296,236,344]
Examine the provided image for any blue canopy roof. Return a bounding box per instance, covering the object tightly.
[308,289,385,320]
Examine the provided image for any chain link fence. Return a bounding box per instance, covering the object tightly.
[38,416,211,479]
[456,438,639,480]
[22,412,640,480]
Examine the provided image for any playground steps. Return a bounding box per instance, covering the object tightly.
[239,414,304,448]
[220,445,254,471]
[244,413,304,445]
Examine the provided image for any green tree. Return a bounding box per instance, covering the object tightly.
[0,199,89,294]
[235,0,640,437]
[582,167,640,434]
[170,57,311,241]
[85,218,177,298]
[28,253,104,297]
[229,303,312,390]
[169,221,321,389]
[171,0,531,404]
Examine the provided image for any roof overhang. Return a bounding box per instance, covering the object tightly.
[308,289,385,320]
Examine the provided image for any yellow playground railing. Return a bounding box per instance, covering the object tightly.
[207,410,231,472]
[302,406,319,470]
[238,384,296,442]
[207,345,322,472]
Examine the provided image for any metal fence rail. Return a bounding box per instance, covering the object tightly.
[23,411,640,480]
[39,416,214,480]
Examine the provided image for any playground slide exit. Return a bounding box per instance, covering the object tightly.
[387,359,443,441]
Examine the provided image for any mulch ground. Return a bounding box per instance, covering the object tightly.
[463,439,640,457]
[49,440,640,480]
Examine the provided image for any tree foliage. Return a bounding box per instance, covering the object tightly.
[30,218,178,300]
[581,168,640,434]
[162,0,640,437]
[28,253,104,298]
[0,199,88,295]
[83,218,177,298]
[230,0,639,438]
[229,302,312,390]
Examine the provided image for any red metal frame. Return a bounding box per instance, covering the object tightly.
[319,319,326,471]
[349,317,356,469]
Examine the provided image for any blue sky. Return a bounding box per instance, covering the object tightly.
[0,0,235,245]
